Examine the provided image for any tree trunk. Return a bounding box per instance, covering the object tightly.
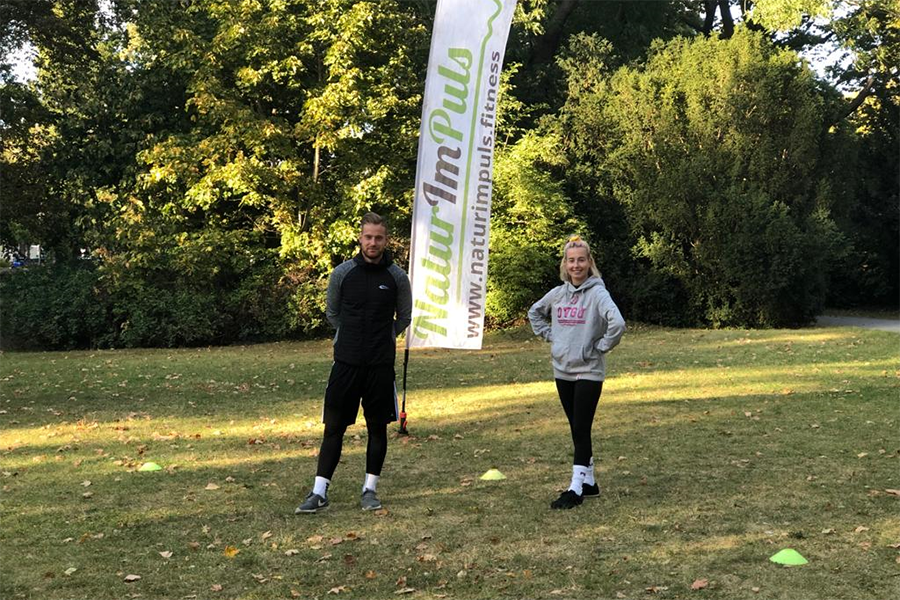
[702,0,717,35]
[528,0,580,65]
[313,134,320,183]
[719,0,734,38]
[835,74,877,123]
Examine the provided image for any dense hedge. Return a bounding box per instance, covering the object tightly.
[0,259,317,350]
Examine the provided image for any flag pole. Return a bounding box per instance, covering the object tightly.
[398,336,410,435]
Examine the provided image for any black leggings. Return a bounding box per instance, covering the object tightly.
[555,379,603,467]
[316,417,388,480]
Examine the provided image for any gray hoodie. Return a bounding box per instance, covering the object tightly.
[528,276,626,381]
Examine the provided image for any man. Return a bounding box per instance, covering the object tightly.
[296,212,412,513]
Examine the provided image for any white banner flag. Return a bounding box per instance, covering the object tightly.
[407,0,517,349]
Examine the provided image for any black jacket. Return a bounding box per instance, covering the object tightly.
[326,252,412,366]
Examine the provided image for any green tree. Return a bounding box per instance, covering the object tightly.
[558,29,850,327]
[487,129,583,325]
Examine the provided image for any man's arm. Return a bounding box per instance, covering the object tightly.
[326,261,354,330]
[391,265,412,336]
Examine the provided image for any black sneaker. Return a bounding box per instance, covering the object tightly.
[295,492,329,514]
[550,489,583,509]
[582,483,600,498]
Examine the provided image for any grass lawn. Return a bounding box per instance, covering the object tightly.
[1,324,898,600]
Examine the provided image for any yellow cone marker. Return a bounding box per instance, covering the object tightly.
[480,468,506,481]
[138,462,163,472]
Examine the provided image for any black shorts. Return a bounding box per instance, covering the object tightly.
[322,362,398,427]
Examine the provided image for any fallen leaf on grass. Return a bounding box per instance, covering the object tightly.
[854,526,870,533]
[888,542,900,549]
[204,483,220,491]
[328,585,348,594]
[314,553,332,563]
[751,587,760,593]
[691,579,708,590]
[395,589,415,595]
[307,535,324,544]
[646,586,669,593]
[284,549,300,556]
[159,551,173,558]
[81,480,92,487]
[374,508,389,517]
[343,554,356,566]
[885,489,900,496]
[64,568,77,576]
[123,574,141,582]
[821,528,835,535]
[261,530,273,540]
[365,570,377,579]
[210,584,223,592]
[82,492,93,499]
[223,546,240,558]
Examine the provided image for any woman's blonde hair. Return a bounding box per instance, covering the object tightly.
[559,235,601,282]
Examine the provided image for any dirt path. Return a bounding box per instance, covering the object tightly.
[815,315,900,333]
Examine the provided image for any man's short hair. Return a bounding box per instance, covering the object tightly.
[360,212,388,234]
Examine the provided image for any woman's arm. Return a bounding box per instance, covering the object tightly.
[528,289,555,342]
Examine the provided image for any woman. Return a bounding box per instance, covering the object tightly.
[528,235,626,509]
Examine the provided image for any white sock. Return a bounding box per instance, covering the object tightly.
[568,465,588,495]
[313,476,330,498]
[363,473,379,493]
[584,457,596,486]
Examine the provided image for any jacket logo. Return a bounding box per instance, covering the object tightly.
[378,284,390,290]
[558,306,587,319]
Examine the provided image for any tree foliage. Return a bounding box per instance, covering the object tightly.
[556,30,851,326]
[0,0,896,348]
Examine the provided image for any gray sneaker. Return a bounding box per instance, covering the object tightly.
[361,489,382,511]
[295,492,329,514]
